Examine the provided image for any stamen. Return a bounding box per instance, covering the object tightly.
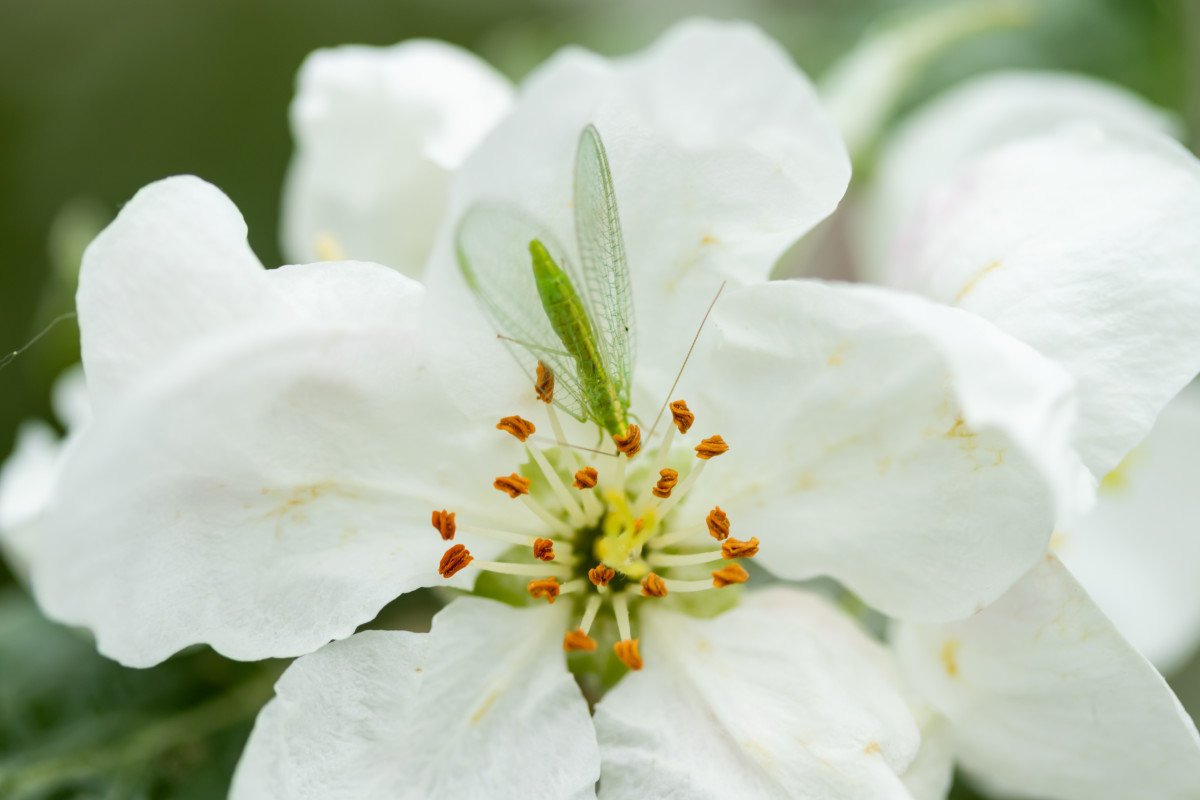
[535,361,555,403]
[569,465,603,518]
[456,523,569,552]
[660,576,720,593]
[706,506,730,540]
[712,563,750,588]
[493,473,531,498]
[695,435,730,460]
[651,469,679,499]
[612,592,633,642]
[496,415,536,441]
[431,509,456,541]
[573,466,598,489]
[521,495,574,537]
[640,572,668,598]
[314,231,346,261]
[721,536,760,559]
[563,629,597,652]
[588,564,616,587]
[525,438,586,526]
[613,424,642,458]
[438,544,473,578]
[533,538,556,561]
[651,527,702,549]
[655,437,731,520]
[528,577,561,604]
[578,593,603,633]
[670,400,695,434]
[614,639,643,671]
[473,560,573,578]
[646,549,723,567]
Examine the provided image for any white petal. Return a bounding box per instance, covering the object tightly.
[0,368,91,579]
[36,265,526,666]
[432,19,849,384]
[679,280,1085,621]
[0,421,60,576]
[1055,381,1200,673]
[282,41,513,274]
[893,555,1200,800]
[858,70,1176,284]
[232,598,599,800]
[884,124,1200,476]
[50,364,91,431]
[900,715,953,800]
[594,587,919,799]
[78,176,288,411]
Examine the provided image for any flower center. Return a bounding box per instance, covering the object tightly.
[431,363,759,671]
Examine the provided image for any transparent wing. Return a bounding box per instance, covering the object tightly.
[573,124,635,406]
[455,201,588,421]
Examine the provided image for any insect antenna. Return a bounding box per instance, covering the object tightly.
[0,311,78,373]
[645,282,726,443]
[529,436,620,459]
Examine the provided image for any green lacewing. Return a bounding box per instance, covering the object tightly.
[456,125,635,438]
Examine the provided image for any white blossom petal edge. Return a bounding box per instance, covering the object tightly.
[893,555,1200,800]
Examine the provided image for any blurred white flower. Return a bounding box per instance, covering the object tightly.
[281,40,513,275]
[842,68,1200,798]
[0,366,89,578]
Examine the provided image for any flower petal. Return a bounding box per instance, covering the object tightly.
[0,367,90,579]
[884,124,1200,476]
[78,176,287,411]
[0,422,59,577]
[892,555,1200,800]
[232,598,599,800]
[282,41,513,274]
[432,19,849,383]
[594,587,919,799]
[858,70,1176,283]
[1055,381,1200,673]
[36,264,526,666]
[680,280,1085,621]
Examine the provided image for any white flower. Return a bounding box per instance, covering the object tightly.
[1055,383,1200,673]
[844,69,1200,797]
[24,19,1200,799]
[0,366,89,578]
[281,40,513,274]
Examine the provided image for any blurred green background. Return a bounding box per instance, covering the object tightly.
[0,0,1197,796]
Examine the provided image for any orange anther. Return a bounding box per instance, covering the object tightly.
[563,629,597,652]
[573,466,599,489]
[613,424,642,458]
[706,506,730,541]
[533,538,556,562]
[496,415,536,442]
[712,563,749,588]
[493,473,531,498]
[614,639,643,670]
[535,361,554,403]
[641,572,668,598]
[588,564,616,587]
[431,509,456,541]
[669,400,695,434]
[438,544,472,578]
[722,536,760,559]
[527,577,561,604]
[695,435,729,460]
[651,468,679,499]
